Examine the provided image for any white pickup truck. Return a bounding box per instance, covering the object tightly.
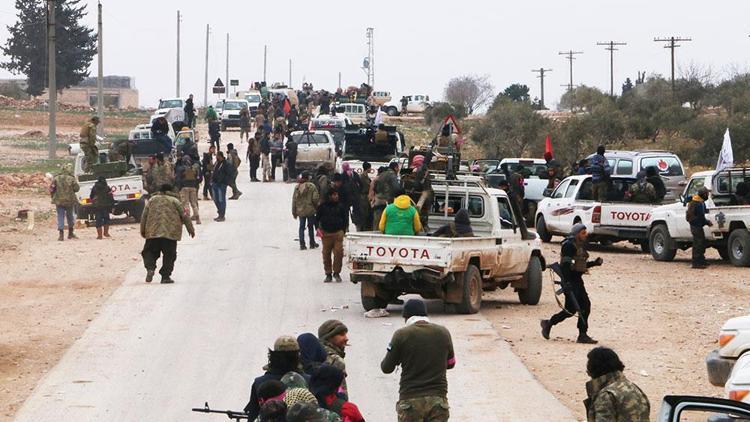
[74,150,146,221]
[346,177,545,314]
[535,174,656,250]
[289,131,337,170]
[648,168,750,267]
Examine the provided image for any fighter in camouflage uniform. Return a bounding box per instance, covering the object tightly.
[584,347,650,422]
[79,116,100,173]
[400,152,433,230]
[51,163,80,241]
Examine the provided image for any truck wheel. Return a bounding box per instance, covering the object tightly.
[536,216,552,242]
[361,294,389,311]
[517,256,543,305]
[386,106,399,116]
[650,224,677,262]
[455,265,482,314]
[728,229,750,267]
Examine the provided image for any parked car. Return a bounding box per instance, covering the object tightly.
[346,176,545,313]
[289,131,337,170]
[597,150,687,202]
[648,168,750,267]
[219,99,249,131]
[489,158,550,224]
[536,174,659,250]
[382,94,432,116]
[242,91,262,116]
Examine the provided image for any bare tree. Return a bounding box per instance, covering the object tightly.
[444,75,494,114]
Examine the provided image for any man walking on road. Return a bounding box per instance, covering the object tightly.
[315,190,348,283]
[247,132,262,182]
[50,163,80,241]
[541,223,602,344]
[211,151,234,222]
[226,143,243,200]
[318,320,349,397]
[140,184,195,284]
[175,155,201,225]
[292,171,320,250]
[381,299,455,422]
[584,347,650,421]
[686,186,713,269]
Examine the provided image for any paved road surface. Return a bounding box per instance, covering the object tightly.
[15,136,575,421]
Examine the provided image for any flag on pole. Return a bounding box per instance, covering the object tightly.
[716,128,734,174]
[374,108,384,126]
[544,134,554,160]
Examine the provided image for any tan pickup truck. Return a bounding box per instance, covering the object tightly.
[346,177,545,314]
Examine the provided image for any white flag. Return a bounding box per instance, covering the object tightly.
[716,128,734,174]
[374,108,385,126]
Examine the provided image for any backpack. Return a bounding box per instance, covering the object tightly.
[183,165,197,181]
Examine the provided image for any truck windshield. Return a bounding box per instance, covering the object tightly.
[223,102,244,111]
[158,99,182,109]
[292,133,329,144]
[640,156,683,176]
[245,95,261,103]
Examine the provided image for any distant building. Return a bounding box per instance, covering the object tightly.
[39,75,139,109]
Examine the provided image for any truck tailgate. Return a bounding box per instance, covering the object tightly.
[599,203,654,227]
[78,176,144,204]
[346,232,454,268]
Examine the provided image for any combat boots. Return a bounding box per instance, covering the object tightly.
[67,227,78,239]
[58,230,64,241]
[103,225,111,238]
[96,227,103,239]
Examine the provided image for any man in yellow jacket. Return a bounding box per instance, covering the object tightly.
[379,194,423,235]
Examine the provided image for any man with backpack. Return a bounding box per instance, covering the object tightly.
[176,155,202,225]
[628,171,656,204]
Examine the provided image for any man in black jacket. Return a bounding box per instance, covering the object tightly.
[645,166,667,203]
[316,189,349,283]
[184,94,195,128]
[210,151,234,222]
[541,223,602,344]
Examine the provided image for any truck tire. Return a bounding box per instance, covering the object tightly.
[517,256,543,305]
[361,293,389,311]
[536,216,552,242]
[386,106,399,116]
[728,229,750,267]
[455,265,482,314]
[650,224,677,262]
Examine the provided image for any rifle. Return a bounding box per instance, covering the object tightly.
[192,402,249,421]
[548,262,587,328]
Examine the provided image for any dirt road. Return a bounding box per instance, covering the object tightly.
[13,132,574,421]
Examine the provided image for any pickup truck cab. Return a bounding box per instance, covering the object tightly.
[219,99,249,131]
[648,168,750,266]
[73,150,145,221]
[536,174,656,250]
[346,176,545,314]
[370,91,391,106]
[289,131,337,170]
[310,115,353,150]
[335,103,367,124]
[242,91,262,116]
[150,98,185,124]
[601,150,687,202]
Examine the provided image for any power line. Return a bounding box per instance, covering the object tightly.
[654,36,692,92]
[531,68,552,109]
[558,50,583,92]
[596,40,627,96]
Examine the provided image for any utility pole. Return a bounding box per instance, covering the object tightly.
[263,45,267,82]
[338,72,341,90]
[597,40,627,97]
[363,28,375,87]
[288,59,292,88]
[531,68,552,109]
[654,36,692,92]
[96,1,103,135]
[225,33,229,99]
[558,50,583,91]
[176,10,180,97]
[47,0,57,159]
[203,24,209,106]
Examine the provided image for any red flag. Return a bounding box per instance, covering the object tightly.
[283,98,292,115]
[544,134,553,159]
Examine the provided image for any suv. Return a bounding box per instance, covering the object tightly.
[598,150,687,202]
[219,99,249,131]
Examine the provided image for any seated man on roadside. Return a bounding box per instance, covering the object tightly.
[433,209,473,238]
[379,194,423,235]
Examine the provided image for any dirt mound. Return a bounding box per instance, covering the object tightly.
[0,173,47,194]
[0,95,92,112]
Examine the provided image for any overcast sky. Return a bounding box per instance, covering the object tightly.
[1,0,749,109]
